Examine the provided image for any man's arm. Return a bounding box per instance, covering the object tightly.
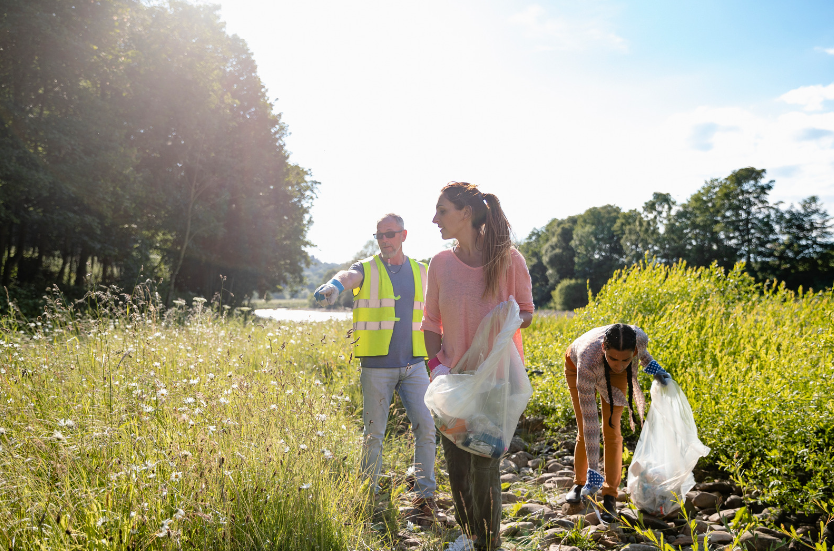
[331,268,364,291]
[314,268,364,304]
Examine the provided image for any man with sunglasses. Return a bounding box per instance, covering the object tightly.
[314,214,444,526]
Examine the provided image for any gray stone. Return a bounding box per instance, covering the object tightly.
[562,455,575,466]
[500,521,535,537]
[707,531,735,545]
[508,452,529,468]
[549,545,582,551]
[672,535,694,546]
[690,491,721,510]
[500,473,520,484]
[708,508,740,523]
[520,467,534,476]
[500,458,518,473]
[620,544,661,551]
[680,520,710,535]
[508,436,528,453]
[541,527,568,546]
[515,503,553,517]
[547,460,566,473]
[529,458,544,469]
[501,492,519,504]
[555,469,575,477]
[724,495,744,509]
[584,512,602,526]
[552,518,576,530]
[563,501,592,515]
[617,490,629,502]
[535,472,560,484]
[543,477,574,490]
[619,508,671,531]
[739,530,789,551]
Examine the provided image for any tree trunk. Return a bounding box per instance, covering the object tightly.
[2,222,26,287]
[76,246,89,288]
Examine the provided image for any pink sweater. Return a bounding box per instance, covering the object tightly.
[421,248,534,370]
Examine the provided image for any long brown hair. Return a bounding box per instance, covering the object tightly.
[441,182,513,298]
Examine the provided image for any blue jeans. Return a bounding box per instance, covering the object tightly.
[360,362,437,498]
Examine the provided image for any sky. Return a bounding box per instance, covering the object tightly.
[216,0,834,264]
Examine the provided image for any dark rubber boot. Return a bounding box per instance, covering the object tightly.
[566,484,582,504]
[600,495,618,523]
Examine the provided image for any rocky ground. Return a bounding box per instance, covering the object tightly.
[375,417,833,551]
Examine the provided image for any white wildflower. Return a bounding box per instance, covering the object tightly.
[173,508,185,520]
[316,431,325,437]
[219,397,229,405]
[208,426,216,433]
[299,444,307,450]
[269,404,278,410]
[142,404,154,413]
[315,414,326,421]
[170,472,182,482]
[300,483,312,490]
[157,388,168,397]
[322,449,333,459]
[52,430,66,441]
[285,389,293,395]
[207,373,215,380]
[57,418,75,428]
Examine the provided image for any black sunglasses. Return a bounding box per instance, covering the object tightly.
[373,230,403,239]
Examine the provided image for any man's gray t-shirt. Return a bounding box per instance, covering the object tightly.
[350,257,424,368]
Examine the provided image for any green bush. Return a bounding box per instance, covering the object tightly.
[528,260,834,514]
[550,278,589,310]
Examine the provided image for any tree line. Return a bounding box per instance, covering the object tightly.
[519,167,834,309]
[0,0,316,314]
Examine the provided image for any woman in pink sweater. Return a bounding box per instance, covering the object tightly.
[422,182,534,551]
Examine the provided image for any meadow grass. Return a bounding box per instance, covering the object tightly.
[526,260,834,514]
[3,259,833,549]
[0,284,375,550]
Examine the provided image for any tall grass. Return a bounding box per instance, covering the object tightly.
[0,283,374,550]
[526,260,834,514]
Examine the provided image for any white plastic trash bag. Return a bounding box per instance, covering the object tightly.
[627,380,711,516]
[424,297,533,459]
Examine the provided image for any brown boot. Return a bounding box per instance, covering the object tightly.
[407,497,449,526]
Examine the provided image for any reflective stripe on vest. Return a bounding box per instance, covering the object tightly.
[351,255,428,357]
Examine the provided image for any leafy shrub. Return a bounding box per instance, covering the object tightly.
[550,278,589,310]
[528,259,834,513]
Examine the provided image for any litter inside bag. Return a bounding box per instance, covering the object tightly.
[627,380,711,516]
[424,297,533,458]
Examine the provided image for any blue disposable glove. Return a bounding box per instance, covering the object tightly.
[580,469,604,500]
[313,279,344,305]
[644,360,672,386]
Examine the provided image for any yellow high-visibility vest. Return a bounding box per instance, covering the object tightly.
[352,255,428,358]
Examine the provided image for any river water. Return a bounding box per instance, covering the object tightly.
[254,308,351,323]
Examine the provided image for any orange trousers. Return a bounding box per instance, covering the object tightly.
[564,350,626,498]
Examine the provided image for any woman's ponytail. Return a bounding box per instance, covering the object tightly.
[481,193,512,298]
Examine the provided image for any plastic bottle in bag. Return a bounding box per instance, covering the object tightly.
[424,298,533,458]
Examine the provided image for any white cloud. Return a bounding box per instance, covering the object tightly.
[509,4,627,52]
[661,104,834,204]
[823,48,834,55]
[779,83,834,111]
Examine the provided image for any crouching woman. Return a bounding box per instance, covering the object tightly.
[564,323,673,522]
